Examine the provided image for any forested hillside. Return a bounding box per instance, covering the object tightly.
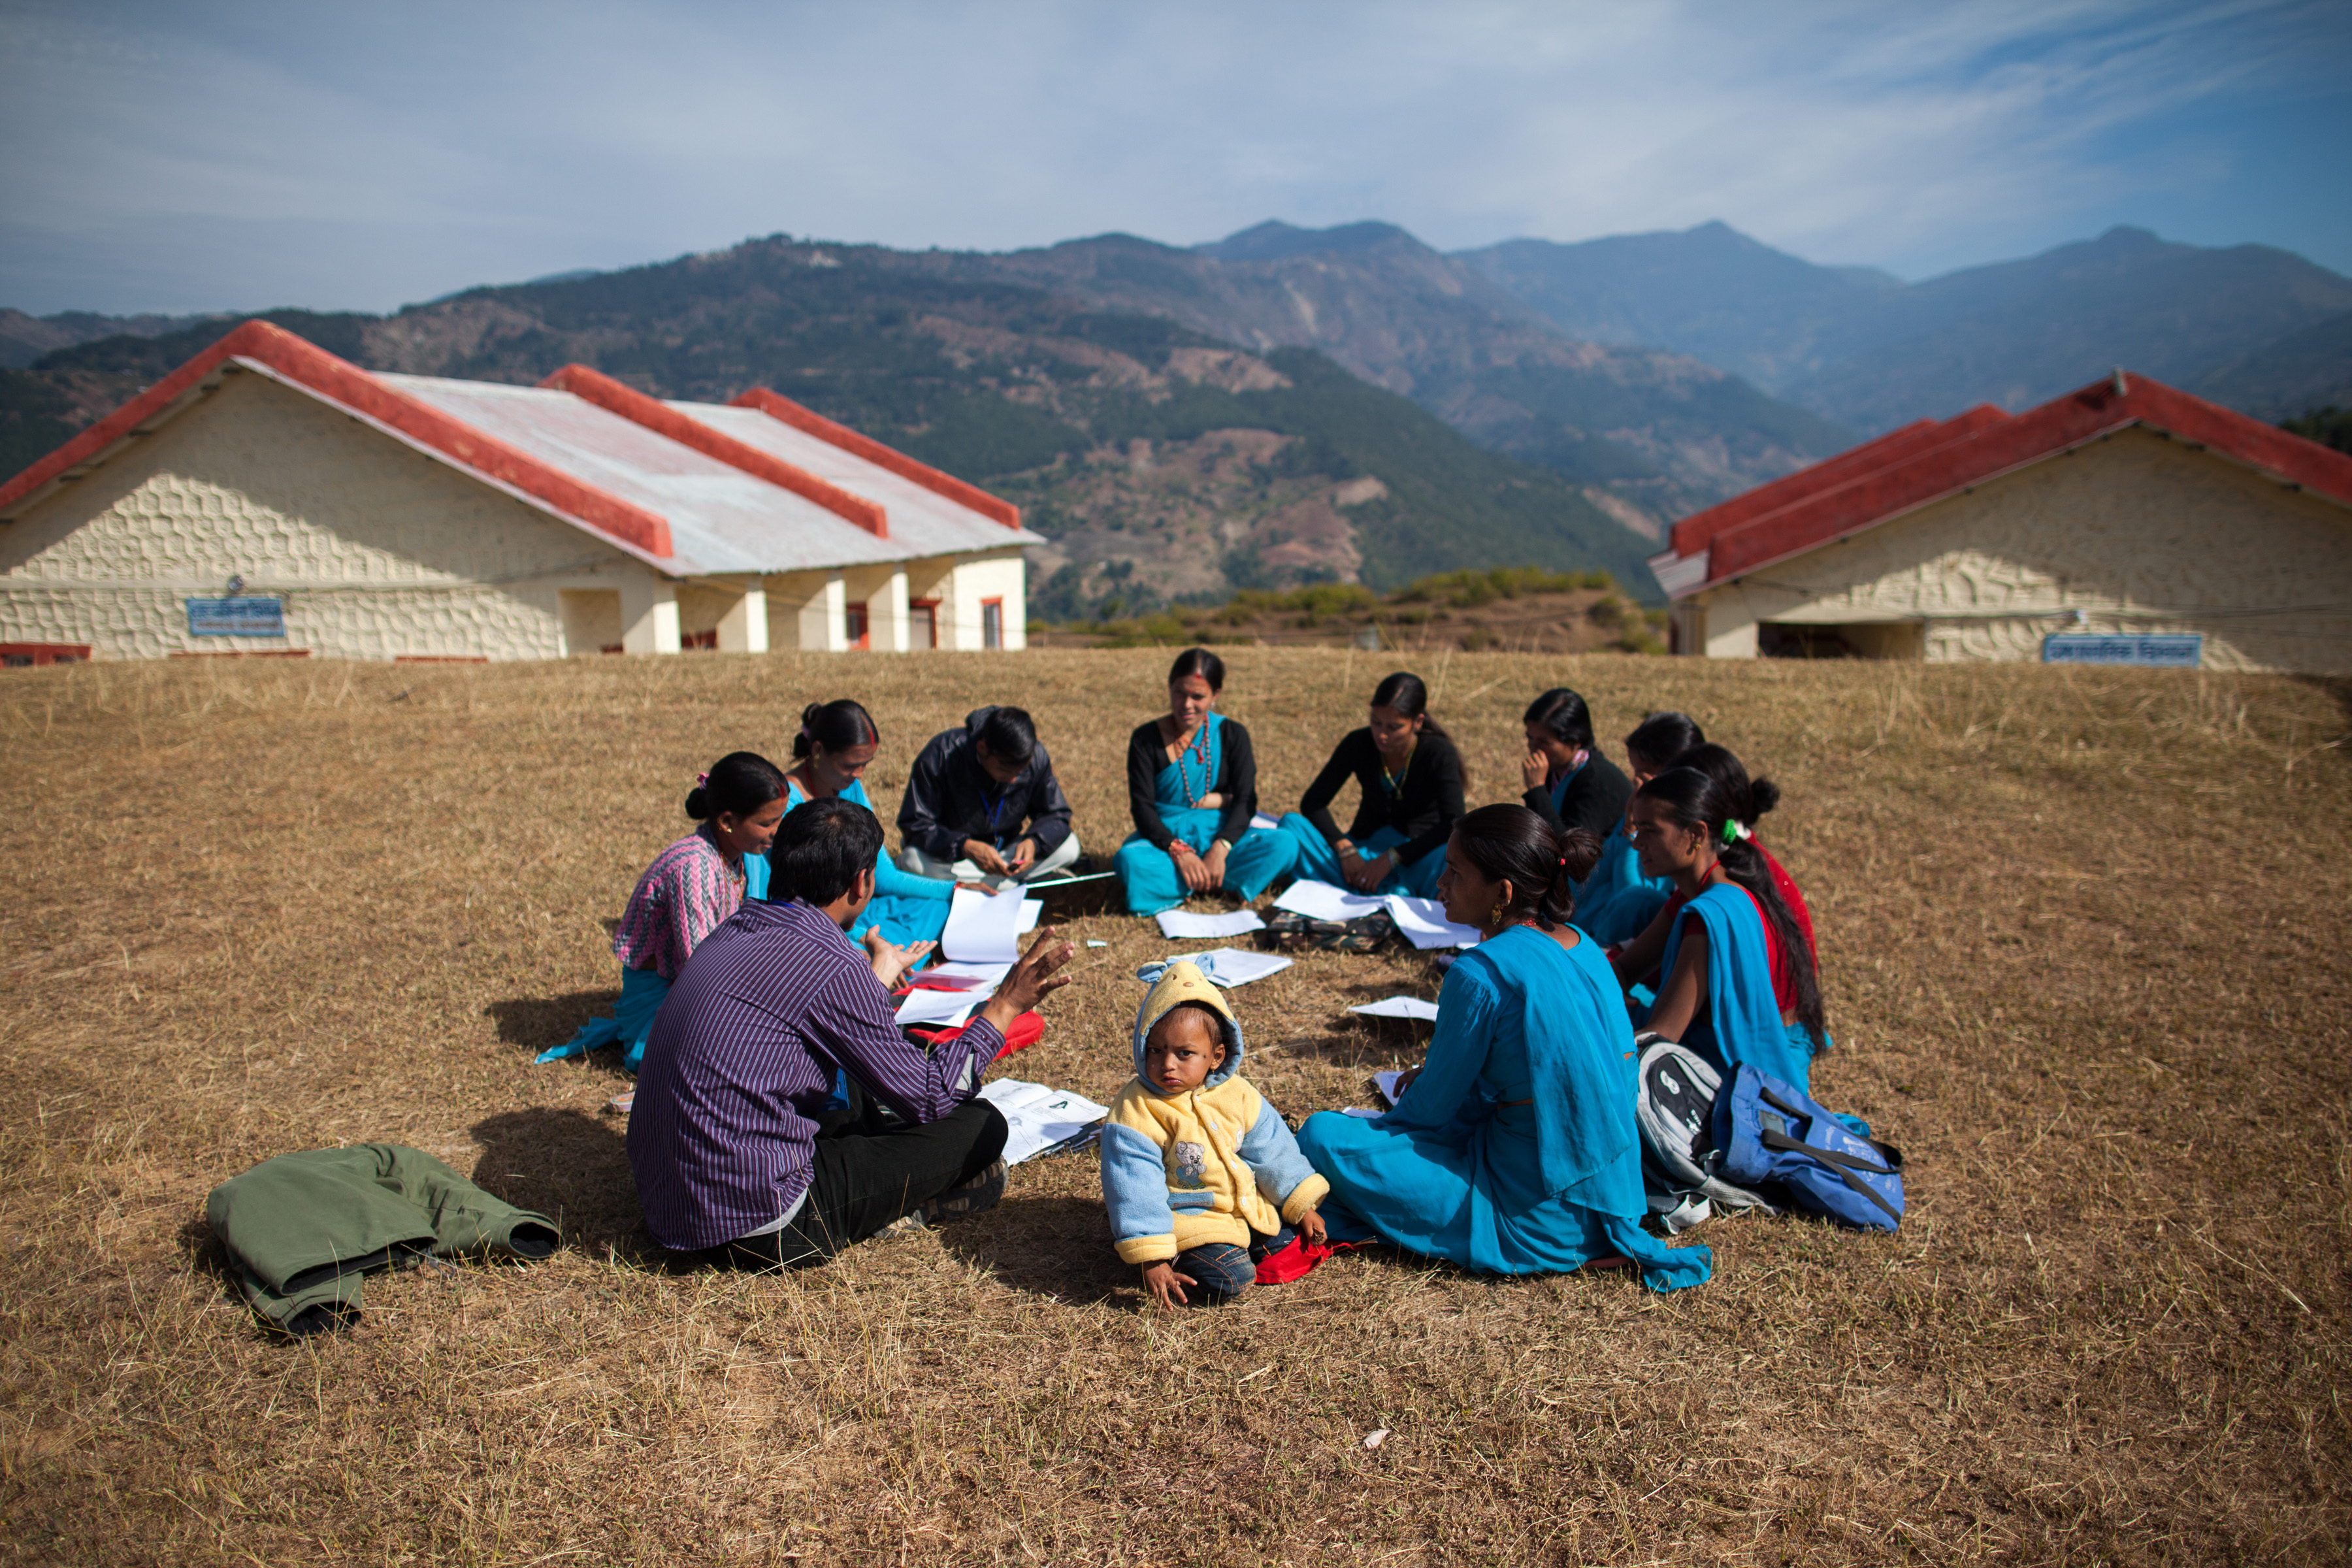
[1,247,1667,608]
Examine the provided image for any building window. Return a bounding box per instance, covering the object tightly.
[909,598,939,649]
[981,598,1004,651]
[845,601,870,650]
[0,643,90,668]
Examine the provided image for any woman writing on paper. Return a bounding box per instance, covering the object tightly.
[540,752,789,1074]
[1616,765,1826,1093]
[1275,671,1465,898]
[1570,711,1700,945]
[757,699,958,951]
[1294,806,1710,1290]
[1113,648,1298,916]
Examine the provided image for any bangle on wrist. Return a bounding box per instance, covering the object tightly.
[1209,838,1232,853]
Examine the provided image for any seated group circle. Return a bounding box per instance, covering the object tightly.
[561,647,1828,1300]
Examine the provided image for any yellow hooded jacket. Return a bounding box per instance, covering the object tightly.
[1101,960,1329,1264]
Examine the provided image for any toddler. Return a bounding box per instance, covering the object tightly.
[1102,960,1328,1307]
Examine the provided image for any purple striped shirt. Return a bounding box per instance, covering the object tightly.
[625,896,1004,1250]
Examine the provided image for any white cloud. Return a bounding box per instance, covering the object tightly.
[0,0,2343,313]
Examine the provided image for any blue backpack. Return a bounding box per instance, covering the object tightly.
[1716,1066,1905,1232]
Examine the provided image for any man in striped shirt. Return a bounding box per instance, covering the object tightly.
[629,797,1075,1267]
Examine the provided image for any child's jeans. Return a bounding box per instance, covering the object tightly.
[1175,1225,1295,1306]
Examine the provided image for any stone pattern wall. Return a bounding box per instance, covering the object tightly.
[0,369,642,661]
[1688,429,2352,674]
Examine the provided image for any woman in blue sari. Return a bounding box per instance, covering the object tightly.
[1275,671,1465,898]
[1297,806,1711,1292]
[1618,765,1826,1093]
[1572,711,1701,945]
[753,699,956,949]
[1113,648,1297,916]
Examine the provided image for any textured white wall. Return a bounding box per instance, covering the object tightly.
[1684,429,2352,674]
[939,551,1027,651]
[0,368,655,661]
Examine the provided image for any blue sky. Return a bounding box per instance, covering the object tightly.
[1,0,2345,316]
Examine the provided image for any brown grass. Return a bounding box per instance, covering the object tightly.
[1,649,2347,1565]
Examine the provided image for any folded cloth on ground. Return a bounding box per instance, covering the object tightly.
[206,1143,559,1337]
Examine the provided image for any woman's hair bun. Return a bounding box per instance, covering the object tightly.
[683,785,711,819]
[1749,776,1782,817]
[1557,826,1603,886]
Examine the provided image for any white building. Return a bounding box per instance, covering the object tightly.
[0,320,1041,662]
[1646,372,2352,675]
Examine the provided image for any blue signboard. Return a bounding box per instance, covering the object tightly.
[186,596,286,638]
[2041,633,2201,668]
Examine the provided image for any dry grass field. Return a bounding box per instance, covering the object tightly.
[1,647,2347,1566]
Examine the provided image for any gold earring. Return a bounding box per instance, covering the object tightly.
[1490,900,1508,927]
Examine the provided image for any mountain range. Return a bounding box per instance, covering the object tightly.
[1458,221,2352,429]
[3,218,2345,611]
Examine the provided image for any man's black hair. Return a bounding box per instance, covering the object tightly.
[977,706,1037,767]
[769,798,884,907]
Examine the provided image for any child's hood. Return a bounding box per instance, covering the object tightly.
[1130,959,1245,1094]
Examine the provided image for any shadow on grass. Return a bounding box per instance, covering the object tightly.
[483,991,623,1064]
[470,1107,657,1266]
[937,1193,1135,1305]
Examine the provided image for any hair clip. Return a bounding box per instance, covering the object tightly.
[696,772,710,786]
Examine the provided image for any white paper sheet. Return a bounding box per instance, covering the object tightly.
[1385,894,1481,950]
[1019,898,1043,934]
[1375,1069,1408,1105]
[1154,907,1266,939]
[1340,1106,1383,1119]
[978,1078,1111,1164]
[1272,879,1386,922]
[894,987,984,1028]
[924,960,1011,989]
[1348,996,1441,1023]
[1166,946,1294,988]
[1250,811,1282,833]
[943,883,1027,963]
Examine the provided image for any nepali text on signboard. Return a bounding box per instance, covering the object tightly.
[186,596,287,638]
[2040,633,2201,668]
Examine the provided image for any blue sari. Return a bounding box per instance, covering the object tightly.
[1659,883,1817,1092]
[753,777,952,949]
[1573,813,1673,946]
[1113,712,1298,917]
[1298,924,1710,1292]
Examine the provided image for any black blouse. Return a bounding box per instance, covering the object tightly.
[1126,717,1259,851]
[1299,727,1467,867]
[1523,751,1633,840]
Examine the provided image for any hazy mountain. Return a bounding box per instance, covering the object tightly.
[0,306,216,368]
[2195,310,2352,420]
[966,221,1855,518]
[1457,221,1902,391]
[6,247,1667,605]
[1460,223,2352,433]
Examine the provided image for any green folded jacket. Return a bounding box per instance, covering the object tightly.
[206,1143,559,1336]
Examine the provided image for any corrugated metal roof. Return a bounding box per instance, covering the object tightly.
[380,375,912,578]
[678,402,1049,558]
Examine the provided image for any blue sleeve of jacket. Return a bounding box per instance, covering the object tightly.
[897,733,964,862]
[1237,1099,1331,1221]
[1100,1120,1179,1264]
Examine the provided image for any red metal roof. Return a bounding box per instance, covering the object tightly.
[0,320,676,557]
[729,387,1022,531]
[540,365,888,539]
[1653,372,2352,598]
[1665,407,2010,561]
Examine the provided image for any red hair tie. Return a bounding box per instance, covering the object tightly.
[696,772,710,786]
